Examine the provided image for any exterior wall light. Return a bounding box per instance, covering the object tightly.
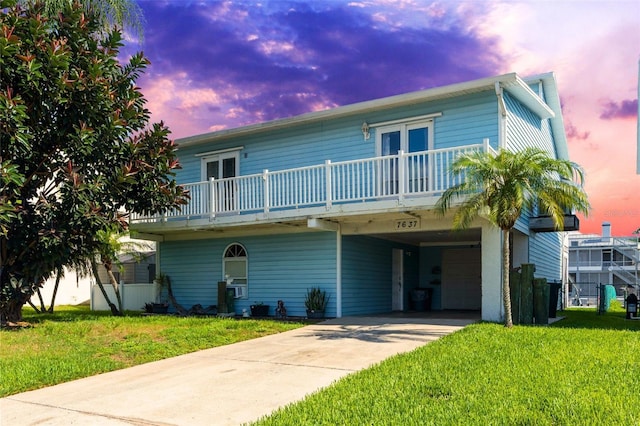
[361,122,370,140]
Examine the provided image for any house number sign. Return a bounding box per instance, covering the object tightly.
[395,219,420,230]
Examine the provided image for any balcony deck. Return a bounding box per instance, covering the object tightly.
[131,142,492,232]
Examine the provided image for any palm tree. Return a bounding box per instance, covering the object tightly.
[436,147,590,327]
[19,0,144,41]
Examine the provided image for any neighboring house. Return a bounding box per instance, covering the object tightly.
[93,251,157,286]
[33,248,156,309]
[568,222,640,306]
[90,251,157,311]
[130,72,579,322]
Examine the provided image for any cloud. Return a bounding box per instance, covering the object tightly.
[564,119,590,142]
[136,1,503,130]
[599,98,638,120]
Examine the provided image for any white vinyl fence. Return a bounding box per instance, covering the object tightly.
[91,283,155,311]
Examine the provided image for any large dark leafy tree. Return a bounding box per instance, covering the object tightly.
[436,148,589,327]
[0,0,188,324]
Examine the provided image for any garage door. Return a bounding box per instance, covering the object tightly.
[441,248,481,310]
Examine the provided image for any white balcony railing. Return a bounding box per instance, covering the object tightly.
[131,142,492,223]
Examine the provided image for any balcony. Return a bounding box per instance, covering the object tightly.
[131,142,493,231]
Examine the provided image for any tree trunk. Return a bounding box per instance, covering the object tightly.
[0,291,30,326]
[35,288,46,312]
[90,260,122,316]
[502,228,513,328]
[105,266,123,313]
[47,268,63,313]
[27,298,41,313]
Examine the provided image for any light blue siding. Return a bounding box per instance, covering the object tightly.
[504,92,556,156]
[432,92,499,151]
[341,236,419,315]
[173,90,500,186]
[160,231,337,317]
[529,232,563,282]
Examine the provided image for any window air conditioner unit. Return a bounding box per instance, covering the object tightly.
[230,286,246,299]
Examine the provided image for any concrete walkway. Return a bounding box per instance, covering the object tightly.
[1,316,475,426]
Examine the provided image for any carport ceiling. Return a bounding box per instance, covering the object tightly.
[372,228,482,246]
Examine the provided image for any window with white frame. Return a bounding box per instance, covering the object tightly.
[198,147,241,213]
[223,243,248,299]
[375,119,434,194]
[199,148,241,181]
[376,120,433,156]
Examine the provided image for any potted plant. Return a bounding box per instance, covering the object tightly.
[305,287,328,319]
[144,273,169,314]
[250,302,269,317]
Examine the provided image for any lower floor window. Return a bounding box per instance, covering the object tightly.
[223,243,247,299]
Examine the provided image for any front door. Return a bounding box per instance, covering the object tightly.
[392,248,404,310]
[202,151,239,213]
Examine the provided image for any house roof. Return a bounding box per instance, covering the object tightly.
[177,72,567,159]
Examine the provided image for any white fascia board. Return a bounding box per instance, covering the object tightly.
[501,75,555,120]
[524,72,569,160]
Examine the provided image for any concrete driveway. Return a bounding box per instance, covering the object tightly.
[1,315,476,425]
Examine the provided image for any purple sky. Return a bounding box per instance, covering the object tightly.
[127,0,640,236]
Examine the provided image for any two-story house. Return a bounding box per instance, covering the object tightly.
[130,72,577,322]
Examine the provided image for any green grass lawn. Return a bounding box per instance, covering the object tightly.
[252,308,640,425]
[0,305,304,397]
[3,305,639,425]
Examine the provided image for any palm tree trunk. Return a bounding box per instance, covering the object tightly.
[90,260,122,316]
[35,288,46,312]
[105,267,123,313]
[47,268,63,313]
[502,229,513,327]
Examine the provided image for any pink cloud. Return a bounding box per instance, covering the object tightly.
[564,119,590,141]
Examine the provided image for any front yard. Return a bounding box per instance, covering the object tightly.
[254,310,640,425]
[0,306,304,397]
[2,305,639,424]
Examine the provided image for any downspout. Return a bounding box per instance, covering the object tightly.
[495,82,507,150]
[336,224,342,318]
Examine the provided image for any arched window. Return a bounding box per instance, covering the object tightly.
[223,243,248,298]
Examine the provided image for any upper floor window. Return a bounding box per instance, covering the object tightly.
[223,243,248,299]
[376,120,434,157]
[197,147,243,182]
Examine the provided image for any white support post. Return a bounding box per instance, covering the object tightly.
[263,169,270,214]
[325,160,332,210]
[483,138,490,154]
[398,150,405,202]
[481,223,502,322]
[209,177,216,219]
